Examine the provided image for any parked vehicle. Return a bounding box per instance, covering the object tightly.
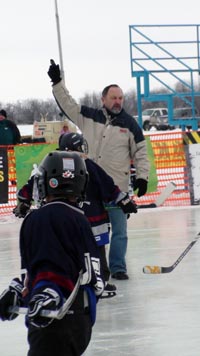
[149,112,175,131]
[136,106,200,131]
[135,108,168,131]
[173,107,199,119]
[174,107,200,129]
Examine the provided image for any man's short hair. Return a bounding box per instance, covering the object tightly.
[102,84,119,97]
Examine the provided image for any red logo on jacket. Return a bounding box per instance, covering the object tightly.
[120,128,127,133]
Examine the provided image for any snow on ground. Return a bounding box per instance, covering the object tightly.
[17,125,33,136]
[16,124,183,138]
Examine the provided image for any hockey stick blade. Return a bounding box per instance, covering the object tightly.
[154,181,176,207]
[143,232,200,274]
[138,182,176,209]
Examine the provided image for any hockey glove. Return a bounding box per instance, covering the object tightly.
[13,201,31,218]
[28,285,63,328]
[0,278,24,321]
[47,59,62,85]
[134,178,148,197]
[117,193,137,214]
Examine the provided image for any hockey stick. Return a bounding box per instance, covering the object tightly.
[106,182,176,212]
[9,305,73,319]
[143,232,200,274]
[9,270,83,320]
[138,181,176,208]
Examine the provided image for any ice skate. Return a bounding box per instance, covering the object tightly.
[100,282,117,299]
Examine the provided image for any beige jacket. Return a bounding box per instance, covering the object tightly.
[53,80,150,192]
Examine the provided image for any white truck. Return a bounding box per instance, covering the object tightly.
[135,108,169,131]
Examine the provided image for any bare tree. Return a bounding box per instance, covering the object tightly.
[1,99,60,124]
[1,80,200,124]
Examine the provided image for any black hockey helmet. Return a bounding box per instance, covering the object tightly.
[59,132,88,154]
[36,151,88,201]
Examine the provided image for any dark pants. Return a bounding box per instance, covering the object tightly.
[27,290,92,356]
[99,245,110,282]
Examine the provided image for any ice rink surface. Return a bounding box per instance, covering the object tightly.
[0,205,200,356]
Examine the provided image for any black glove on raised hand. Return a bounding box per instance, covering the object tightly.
[117,193,137,214]
[28,286,63,328]
[134,178,148,197]
[13,201,31,218]
[0,278,24,321]
[47,59,62,85]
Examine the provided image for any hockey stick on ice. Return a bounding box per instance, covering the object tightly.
[138,181,176,208]
[9,270,83,320]
[143,232,200,274]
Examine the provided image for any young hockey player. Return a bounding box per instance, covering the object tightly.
[0,150,104,356]
[13,133,137,298]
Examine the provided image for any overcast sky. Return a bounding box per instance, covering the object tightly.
[1,0,200,104]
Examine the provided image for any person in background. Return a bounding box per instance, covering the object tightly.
[47,60,150,280]
[60,123,70,136]
[0,150,104,356]
[0,109,21,145]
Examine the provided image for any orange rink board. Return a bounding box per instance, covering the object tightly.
[0,147,17,215]
[0,132,193,214]
[134,131,190,207]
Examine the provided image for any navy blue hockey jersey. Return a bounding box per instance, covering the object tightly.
[20,200,104,298]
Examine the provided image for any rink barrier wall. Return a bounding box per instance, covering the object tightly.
[0,131,198,214]
[134,132,191,207]
[0,146,17,215]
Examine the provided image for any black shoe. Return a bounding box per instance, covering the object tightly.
[112,272,129,280]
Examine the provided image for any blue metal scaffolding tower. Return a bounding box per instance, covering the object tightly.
[129,24,200,130]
